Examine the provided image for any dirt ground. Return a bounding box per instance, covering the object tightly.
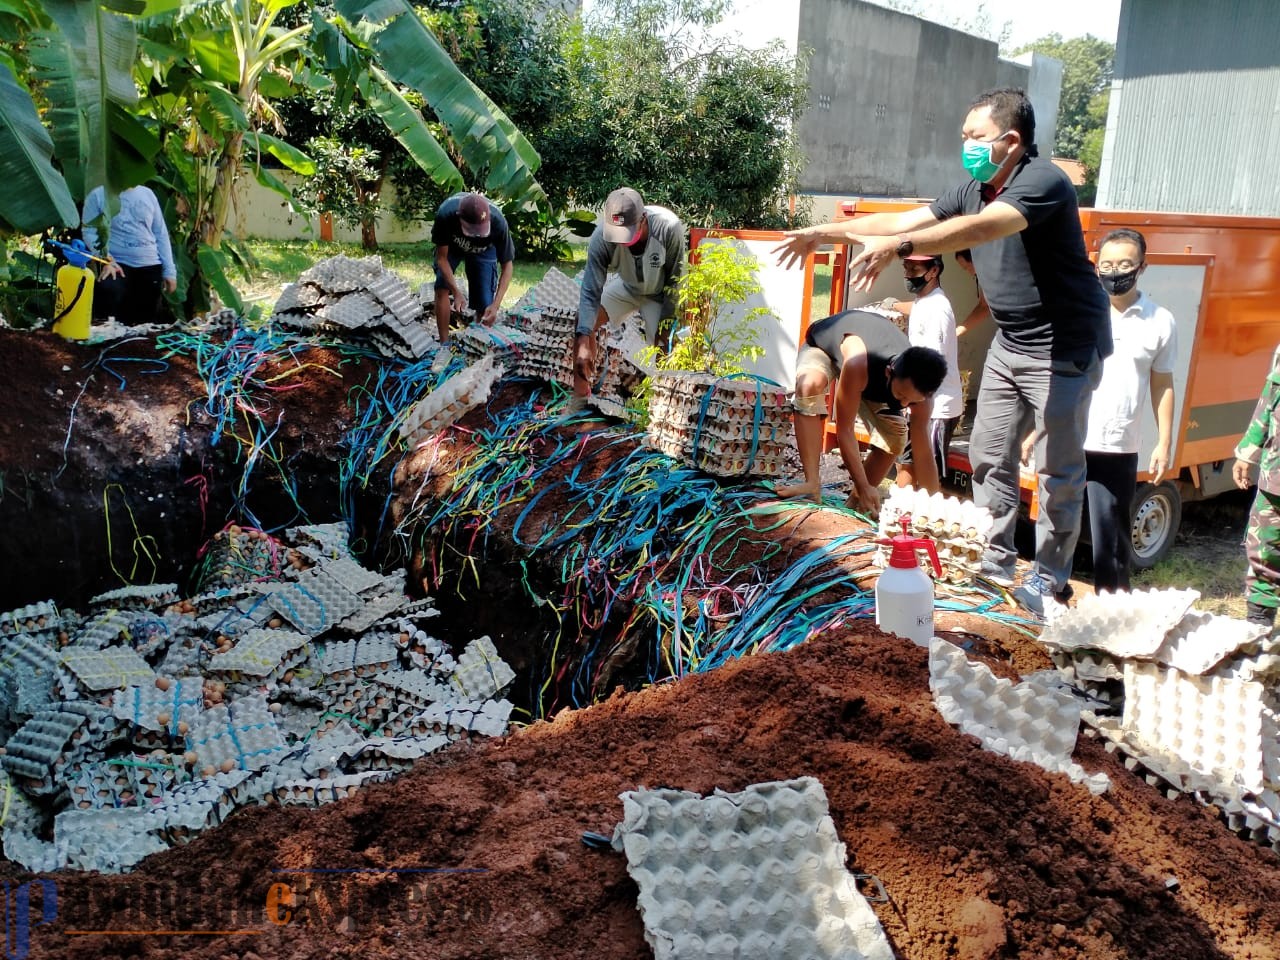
[2,326,1277,959]
[7,622,1279,960]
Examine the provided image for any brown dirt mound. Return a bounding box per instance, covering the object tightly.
[9,623,1279,960]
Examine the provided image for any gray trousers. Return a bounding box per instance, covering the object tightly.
[970,339,1102,593]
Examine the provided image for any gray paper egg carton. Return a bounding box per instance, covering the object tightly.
[68,608,133,651]
[56,807,169,874]
[0,600,61,637]
[209,628,311,682]
[449,636,516,700]
[370,667,452,711]
[271,280,325,314]
[318,634,398,680]
[272,769,394,808]
[89,582,180,611]
[399,355,503,442]
[335,733,452,773]
[455,321,529,372]
[121,610,185,661]
[286,521,351,557]
[365,272,424,324]
[1149,611,1273,676]
[340,591,412,633]
[112,676,204,738]
[0,633,73,718]
[299,254,386,294]
[67,755,181,810]
[408,698,512,739]
[2,702,120,795]
[263,569,364,634]
[1038,588,1200,658]
[313,554,390,597]
[610,777,894,960]
[60,645,155,692]
[930,638,1110,793]
[186,694,288,772]
[1121,659,1280,794]
[878,488,994,585]
[527,267,582,312]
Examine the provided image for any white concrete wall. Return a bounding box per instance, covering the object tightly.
[230,172,432,245]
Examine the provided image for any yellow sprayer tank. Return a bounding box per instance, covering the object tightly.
[51,240,95,340]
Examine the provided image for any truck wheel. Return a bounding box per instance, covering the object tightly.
[1130,481,1181,570]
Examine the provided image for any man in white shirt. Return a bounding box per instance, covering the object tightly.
[1059,228,1176,592]
[892,254,965,489]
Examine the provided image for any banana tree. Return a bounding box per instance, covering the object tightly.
[0,0,176,236]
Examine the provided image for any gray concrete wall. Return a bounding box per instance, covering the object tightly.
[1097,0,1280,214]
[796,0,1061,198]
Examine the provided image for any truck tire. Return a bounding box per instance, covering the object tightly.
[1130,481,1181,570]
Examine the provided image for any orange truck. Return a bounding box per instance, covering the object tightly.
[822,200,1280,567]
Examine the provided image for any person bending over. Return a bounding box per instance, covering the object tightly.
[780,309,947,516]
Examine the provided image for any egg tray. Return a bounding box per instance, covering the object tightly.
[185,694,289,773]
[1038,588,1201,659]
[1121,659,1280,794]
[88,582,181,612]
[610,777,894,960]
[929,638,1110,794]
[450,636,517,700]
[407,698,512,740]
[60,646,155,693]
[1,600,63,637]
[208,628,312,682]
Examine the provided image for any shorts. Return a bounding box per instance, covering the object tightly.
[593,277,664,344]
[794,343,908,456]
[900,415,959,477]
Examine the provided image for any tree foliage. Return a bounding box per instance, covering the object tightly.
[1013,33,1114,160]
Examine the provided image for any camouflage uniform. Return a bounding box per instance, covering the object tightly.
[1236,344,1280,612]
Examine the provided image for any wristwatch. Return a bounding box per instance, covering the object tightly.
[895,236,914,258]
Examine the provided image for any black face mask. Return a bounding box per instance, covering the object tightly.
[905,274,929,295]
[1099,267,1139,296]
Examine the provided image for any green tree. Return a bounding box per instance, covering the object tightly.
[1012,33,1114,159]
[561,0,809,228]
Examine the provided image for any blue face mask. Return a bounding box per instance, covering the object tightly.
[963,134,1010,183]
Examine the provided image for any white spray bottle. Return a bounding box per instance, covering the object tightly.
[875,532,942,646]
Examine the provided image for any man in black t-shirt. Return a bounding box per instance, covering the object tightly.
[780,310,947,516]
[774,88,1109,617]
[430,192,515,346]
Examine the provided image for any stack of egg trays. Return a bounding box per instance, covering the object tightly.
[207,628,312,687]
[112,675,205,747]
[88,583,180,612]
[194,526,289,592]
[185,694,288,774]
[878,488,994,585]
[1,600,63,638]
[451,636,517,700]
[59,646,155,694]
[455,321,529,373]
[646,372,713,460]
[407,698,513,740]
[1,702,122,796]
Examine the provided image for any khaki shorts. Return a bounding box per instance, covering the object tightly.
[794,343,908,456]
[601,276,663,344]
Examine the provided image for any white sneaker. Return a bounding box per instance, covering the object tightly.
[430,345,453,373]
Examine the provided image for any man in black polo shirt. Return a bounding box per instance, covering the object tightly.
[775,88,1110,617]
[779,309,947,516]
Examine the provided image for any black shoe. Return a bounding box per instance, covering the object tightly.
[1246,601,1277,626]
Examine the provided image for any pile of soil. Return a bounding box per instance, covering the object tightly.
[6,623,1278,960]
[4,327,1278,959]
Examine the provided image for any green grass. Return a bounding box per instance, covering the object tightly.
[238,238,584,310]
[1129,493,1252,617]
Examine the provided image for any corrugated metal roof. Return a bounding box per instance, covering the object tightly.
[1097,0,1280,215]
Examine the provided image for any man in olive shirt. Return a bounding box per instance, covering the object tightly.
[775,88,1109,617]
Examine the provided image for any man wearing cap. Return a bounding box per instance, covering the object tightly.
[430,191,515,345]
[891,254,964,490]
[572,187,686,408]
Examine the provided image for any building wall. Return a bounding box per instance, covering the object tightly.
[1097,0,1280,214]
[795,0,1059,198]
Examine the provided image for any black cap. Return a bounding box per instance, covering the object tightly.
[602,187,644,244]
[458,193,491,238]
